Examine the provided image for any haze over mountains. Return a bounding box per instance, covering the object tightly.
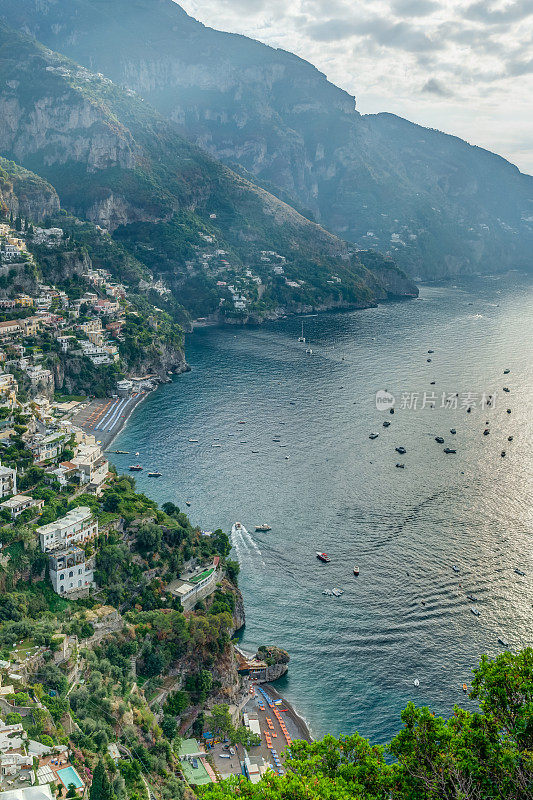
[2,0,532,279]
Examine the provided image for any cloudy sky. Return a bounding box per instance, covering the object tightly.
[178,0,533,174]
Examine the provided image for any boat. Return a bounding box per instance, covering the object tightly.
[450,429,456,434]
[435,436,444,444]
[514,568,525,576]
[212,444,222,448]
[255,524,272,532]
[331,588,344,597]
[129,464,143,471]
[353,565,359,576]
[471,607,481,616]
[503,369,510,374]
[395,446,407,455]
[369,433,379,440]
[185,501,191,506]
[305,348,313,354]
[232,522,247,537]
[466,594,477,602]
[498,637,510,647]
[427,358,432,362]
[462,683,468,693]
[383,420,391,427]
[428,349,434,354]
[316,552,331,563]
[115,450,129,454]
[507,408,512,414]
[298,321,306,343]
[413,679,420,687]
[501,451,506,457]
[508,435,513,441]
[322,589,333,596]
[444,448,456,454]
[285,455,290,460]
[452,565,460,573]
[395,463,405,468]
[188,438,199,443]
[238,421,246,424]
[483,429,490,436]
[503,386,510,392]
[251,450,260,454]
[147,471,162,477]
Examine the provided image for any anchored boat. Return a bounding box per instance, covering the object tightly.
[316,552,331,563]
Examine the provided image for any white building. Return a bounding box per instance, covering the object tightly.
[37,506,98,552]
[0,784,54,799]
[48,546,94,596]
[71,445,109,489]
[0,462,16,498]
[0,495,43,520]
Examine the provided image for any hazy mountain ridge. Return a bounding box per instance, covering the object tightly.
[7,0,531,278]
[0,21,416,319]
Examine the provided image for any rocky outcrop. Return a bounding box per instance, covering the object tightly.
[256,645,290,682]
[0,157,59,221]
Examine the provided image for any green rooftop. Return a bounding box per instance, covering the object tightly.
[178,739,201,756]
[181,758,212,786]
[190,568,214,585]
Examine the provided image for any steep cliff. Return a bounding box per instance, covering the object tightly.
[0,156,59,221]
[0,23,417,318]
[8,0,531,278]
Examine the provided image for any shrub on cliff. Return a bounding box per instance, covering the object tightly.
[200,648,533,799]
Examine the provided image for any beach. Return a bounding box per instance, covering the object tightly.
[71,390,151,449]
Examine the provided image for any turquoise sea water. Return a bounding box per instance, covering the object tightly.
[113,276,533,744]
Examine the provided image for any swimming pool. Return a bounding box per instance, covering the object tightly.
[57,766,84,789]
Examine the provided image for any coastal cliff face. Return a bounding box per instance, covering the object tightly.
[7,0,532,279]
[0,22,418,322]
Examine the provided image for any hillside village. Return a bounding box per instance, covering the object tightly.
[0,215,294,800]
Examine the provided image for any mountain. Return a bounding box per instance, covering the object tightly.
[0,23,417,322]
[5,0,531,279]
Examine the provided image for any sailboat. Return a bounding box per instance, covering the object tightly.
[298,321,306,342]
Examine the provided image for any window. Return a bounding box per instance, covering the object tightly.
[60,574,64,581]
[69,571,73,578]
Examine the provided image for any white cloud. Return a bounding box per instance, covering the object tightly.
[177,0,533,173]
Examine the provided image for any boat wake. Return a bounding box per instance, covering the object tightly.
[231,522,265,567]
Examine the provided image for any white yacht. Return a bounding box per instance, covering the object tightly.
[231,522,248,537]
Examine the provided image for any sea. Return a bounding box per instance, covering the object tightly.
[112,274,533,745]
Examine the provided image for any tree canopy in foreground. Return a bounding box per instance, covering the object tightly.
[200,648,533,799]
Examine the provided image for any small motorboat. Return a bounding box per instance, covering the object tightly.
[316,552,331,563]
[212,444,222,447]
[452,565,460,573]
[322,589,333,596]
[147,471,162,477]
[395,463,405,468]
[503,369,510,374]
[135,451,140,457]
[353,565,360,576]
[129,464,143,471]
[471,607,481,616]
[238,421,246,424]
[413,679,420,687]
[498,637,510,647]
[428,349,434,354]
[115,450,129,454]
[435,436,444,444]
[255,524,272,532]
[395,446,406,454]
[369,433,379,440]
[332,588,344,596]
[508,435,513,441]
[189,438,199,443]
[514,568,525,576]
[231,522,248,537]
[427,358,432,362]
[390,408,395,414]
[467,407,471,413]
[501,451,506,457]
[251,450,260,454]
[462,683,468,693]
[507,408,512,414]
[430,381,435,385]
[383,420,391,427]
[503,387,510,392]
[483,429,490,436]
[285,455,290,460]
[466,594,477,602]
[444,448,456,454]
[450,429,456,434]
[185,501,191,506]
